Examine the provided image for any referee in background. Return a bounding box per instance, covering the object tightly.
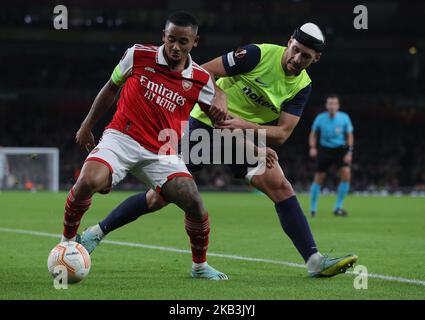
[309,94,354,217]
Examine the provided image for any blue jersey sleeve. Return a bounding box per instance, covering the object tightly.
[311,114,321,133]
[281,84,312,117]
[345,114,354,133]
[222,44,261,76]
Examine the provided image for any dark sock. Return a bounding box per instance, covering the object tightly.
[99,192,152,235]
[275,196,318,262]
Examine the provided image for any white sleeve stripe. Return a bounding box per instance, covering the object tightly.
[119,46,135,79]
[192,61,211,74]
[134,44,158,51]
[134,45,157,53]
[192,64,209,74]
[227,51,235,67]
[198,76,215,106]
[134,48,156,52]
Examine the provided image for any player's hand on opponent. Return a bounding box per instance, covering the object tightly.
[265,147,278,168]
[309,147,318,158]
[343,152,352,165]
[209,87,228,122]
[256,147,278,168]
[75,125,96,152]
[215,117,255,130]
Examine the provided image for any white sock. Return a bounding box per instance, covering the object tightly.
[60,224,104,243]
[61,235,76,242]
[192,261,208,270]
[93,224,105,238]
[306,252,324,272]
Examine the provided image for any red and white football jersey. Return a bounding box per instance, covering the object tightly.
[106,44,215,154]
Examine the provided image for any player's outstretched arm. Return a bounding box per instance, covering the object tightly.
[201,44,260,79]
[201,82,228,123]
[202,57,228,78]
[76,79,120,151]
[197,69,228,123]
[201,59,228,122]
[215,111,300,146]
[256,112,301,145]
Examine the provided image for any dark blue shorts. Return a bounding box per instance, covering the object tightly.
[180,117,259,179]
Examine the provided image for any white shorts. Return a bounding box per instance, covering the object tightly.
[85,129,192,192]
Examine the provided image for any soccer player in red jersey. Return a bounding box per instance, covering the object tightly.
[60,12,228,280]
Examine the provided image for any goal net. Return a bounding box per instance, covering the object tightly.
[0,147,59,191]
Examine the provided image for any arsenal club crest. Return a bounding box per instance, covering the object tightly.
[182,80,192,91]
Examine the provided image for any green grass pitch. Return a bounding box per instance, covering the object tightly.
[0,191,424,299]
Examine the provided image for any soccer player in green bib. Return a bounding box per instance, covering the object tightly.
[81,23,358,278]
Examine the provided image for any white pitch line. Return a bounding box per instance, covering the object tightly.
[1,227,425,287]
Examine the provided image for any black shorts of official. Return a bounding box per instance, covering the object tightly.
[179,117,262,179]
[316,146,350,172]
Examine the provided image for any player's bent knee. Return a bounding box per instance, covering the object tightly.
[265,184,295,203]
[182,192,204,216]
[341,174,351,182]
[146,189,168,211]
[75,161,112,193]
[252,171,295,203]
[253,165,281,186]
[314,172,326,184]
[75,175,100,194]
[160,176,205,217]
[340,167,351,181]
[282,177,295,192]
[176,182,205,216]
[275,179,295,199]
[75,171,110,196]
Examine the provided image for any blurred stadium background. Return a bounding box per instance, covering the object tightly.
[1,0,424,194]
[1,0,425,301]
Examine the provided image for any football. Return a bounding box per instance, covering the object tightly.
[47,241,91,284]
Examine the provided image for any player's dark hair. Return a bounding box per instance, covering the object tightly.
[165,11,199,33]
[326,94,340,101]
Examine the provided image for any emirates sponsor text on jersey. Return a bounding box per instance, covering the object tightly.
[140,75,187,112]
